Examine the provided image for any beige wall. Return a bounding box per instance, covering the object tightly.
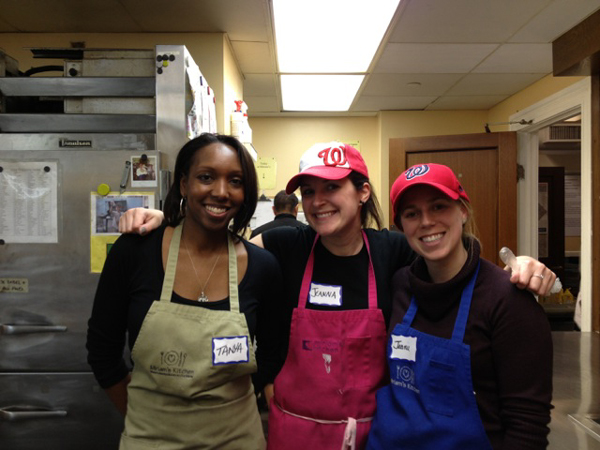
[249,116,379,198]
[223,36,244,135]
[487,74,584,128]
[0,32,243,133]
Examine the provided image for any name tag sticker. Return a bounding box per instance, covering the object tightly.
[308,282,342,306]
[390,335,417,361]
[212,336,250,365]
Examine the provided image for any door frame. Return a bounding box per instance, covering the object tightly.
[509,78,592,331]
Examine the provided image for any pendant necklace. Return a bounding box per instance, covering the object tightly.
[183,237,223,302]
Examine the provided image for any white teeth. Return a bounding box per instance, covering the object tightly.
[422,233,443,243]
[205,205,227,214]
[315,211,335,218]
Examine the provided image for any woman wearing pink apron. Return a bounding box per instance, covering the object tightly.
[267,231,387,450]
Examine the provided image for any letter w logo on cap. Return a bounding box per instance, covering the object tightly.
[405,164,430,180]
[318,146,348,167]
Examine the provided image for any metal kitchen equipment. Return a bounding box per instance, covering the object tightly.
[0,45,215,449]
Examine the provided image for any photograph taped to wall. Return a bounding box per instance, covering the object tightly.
[91,193,155,235]
[131,154,158,187]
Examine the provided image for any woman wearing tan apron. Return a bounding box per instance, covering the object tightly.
[88,134,283,449]
[120,222,264,449]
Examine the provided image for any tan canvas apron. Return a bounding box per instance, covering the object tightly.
[119,222,265,450]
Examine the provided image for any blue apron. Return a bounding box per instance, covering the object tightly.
[367,263,492,450]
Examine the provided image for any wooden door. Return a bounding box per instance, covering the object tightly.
[389,132,517,265]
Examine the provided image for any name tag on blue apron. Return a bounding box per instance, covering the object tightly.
[212,336,250,365]
[390,335,417,361]
[309,282,342,306]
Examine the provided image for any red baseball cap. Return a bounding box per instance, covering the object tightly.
[285,142,369,194]
[390,163,470,227]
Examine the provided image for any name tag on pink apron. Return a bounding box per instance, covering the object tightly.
[308,282,342,306]
[212,336,250,365]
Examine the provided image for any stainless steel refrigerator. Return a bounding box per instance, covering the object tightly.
[0,45,213,449]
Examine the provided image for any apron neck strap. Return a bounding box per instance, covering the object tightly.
[451,261,480,342]
[297,230,377,310]
[160,220,239,311]
[227,233,240,313]
[160,222,182,302]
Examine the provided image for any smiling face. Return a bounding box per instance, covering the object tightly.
[398,184,468,269]
[299,176,370,240]
[180,142,244,234]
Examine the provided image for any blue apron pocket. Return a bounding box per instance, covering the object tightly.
[424,358,456,417]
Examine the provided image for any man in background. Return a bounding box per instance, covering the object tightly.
[250,190,305,238]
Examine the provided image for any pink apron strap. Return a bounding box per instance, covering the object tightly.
[297,230,377,311]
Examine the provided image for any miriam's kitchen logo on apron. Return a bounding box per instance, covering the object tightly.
[150,350,194,379]
[390,334,420,393]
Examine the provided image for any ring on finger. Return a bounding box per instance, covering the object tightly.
[534,273,544,280]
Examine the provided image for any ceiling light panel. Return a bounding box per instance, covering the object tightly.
[281,74,364,111]
[273,0,401,73]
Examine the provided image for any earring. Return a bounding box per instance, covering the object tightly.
[359,200,365,205]
[180,197,187,217]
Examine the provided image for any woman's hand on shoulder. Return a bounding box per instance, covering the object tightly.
[506,256,557,296]
[119,208,164,235]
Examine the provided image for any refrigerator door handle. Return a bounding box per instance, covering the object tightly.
[0,324,68,335]
[0,405,68,421]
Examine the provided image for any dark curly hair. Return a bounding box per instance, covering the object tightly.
[163,133,258,237]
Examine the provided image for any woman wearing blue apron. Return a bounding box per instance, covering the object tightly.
[367,164,553,450]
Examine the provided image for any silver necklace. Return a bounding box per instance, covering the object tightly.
[183,237,223,302]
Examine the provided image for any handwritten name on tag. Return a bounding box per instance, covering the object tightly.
[390,335,417,362]
[212,336,250,365]
[308,283,342,306]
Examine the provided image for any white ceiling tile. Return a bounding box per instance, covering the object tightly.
[244,74,278,96]
[473,44,552,73]
[426,95,509,110]
[231,41,274,73]
[362,73,463,96]
[509,1,600,43]
[245,96,280,113]
[376,43,499,73]
[390,0,552,43]
[447,73,547,96]
[352,96,437,112]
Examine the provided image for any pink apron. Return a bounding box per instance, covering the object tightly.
[267,232,387,450]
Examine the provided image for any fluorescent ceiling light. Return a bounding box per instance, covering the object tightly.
[273,0,400,111]
[281,75,364,111]
[273,0,401,73]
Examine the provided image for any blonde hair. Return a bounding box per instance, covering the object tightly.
[459,198,481,251]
